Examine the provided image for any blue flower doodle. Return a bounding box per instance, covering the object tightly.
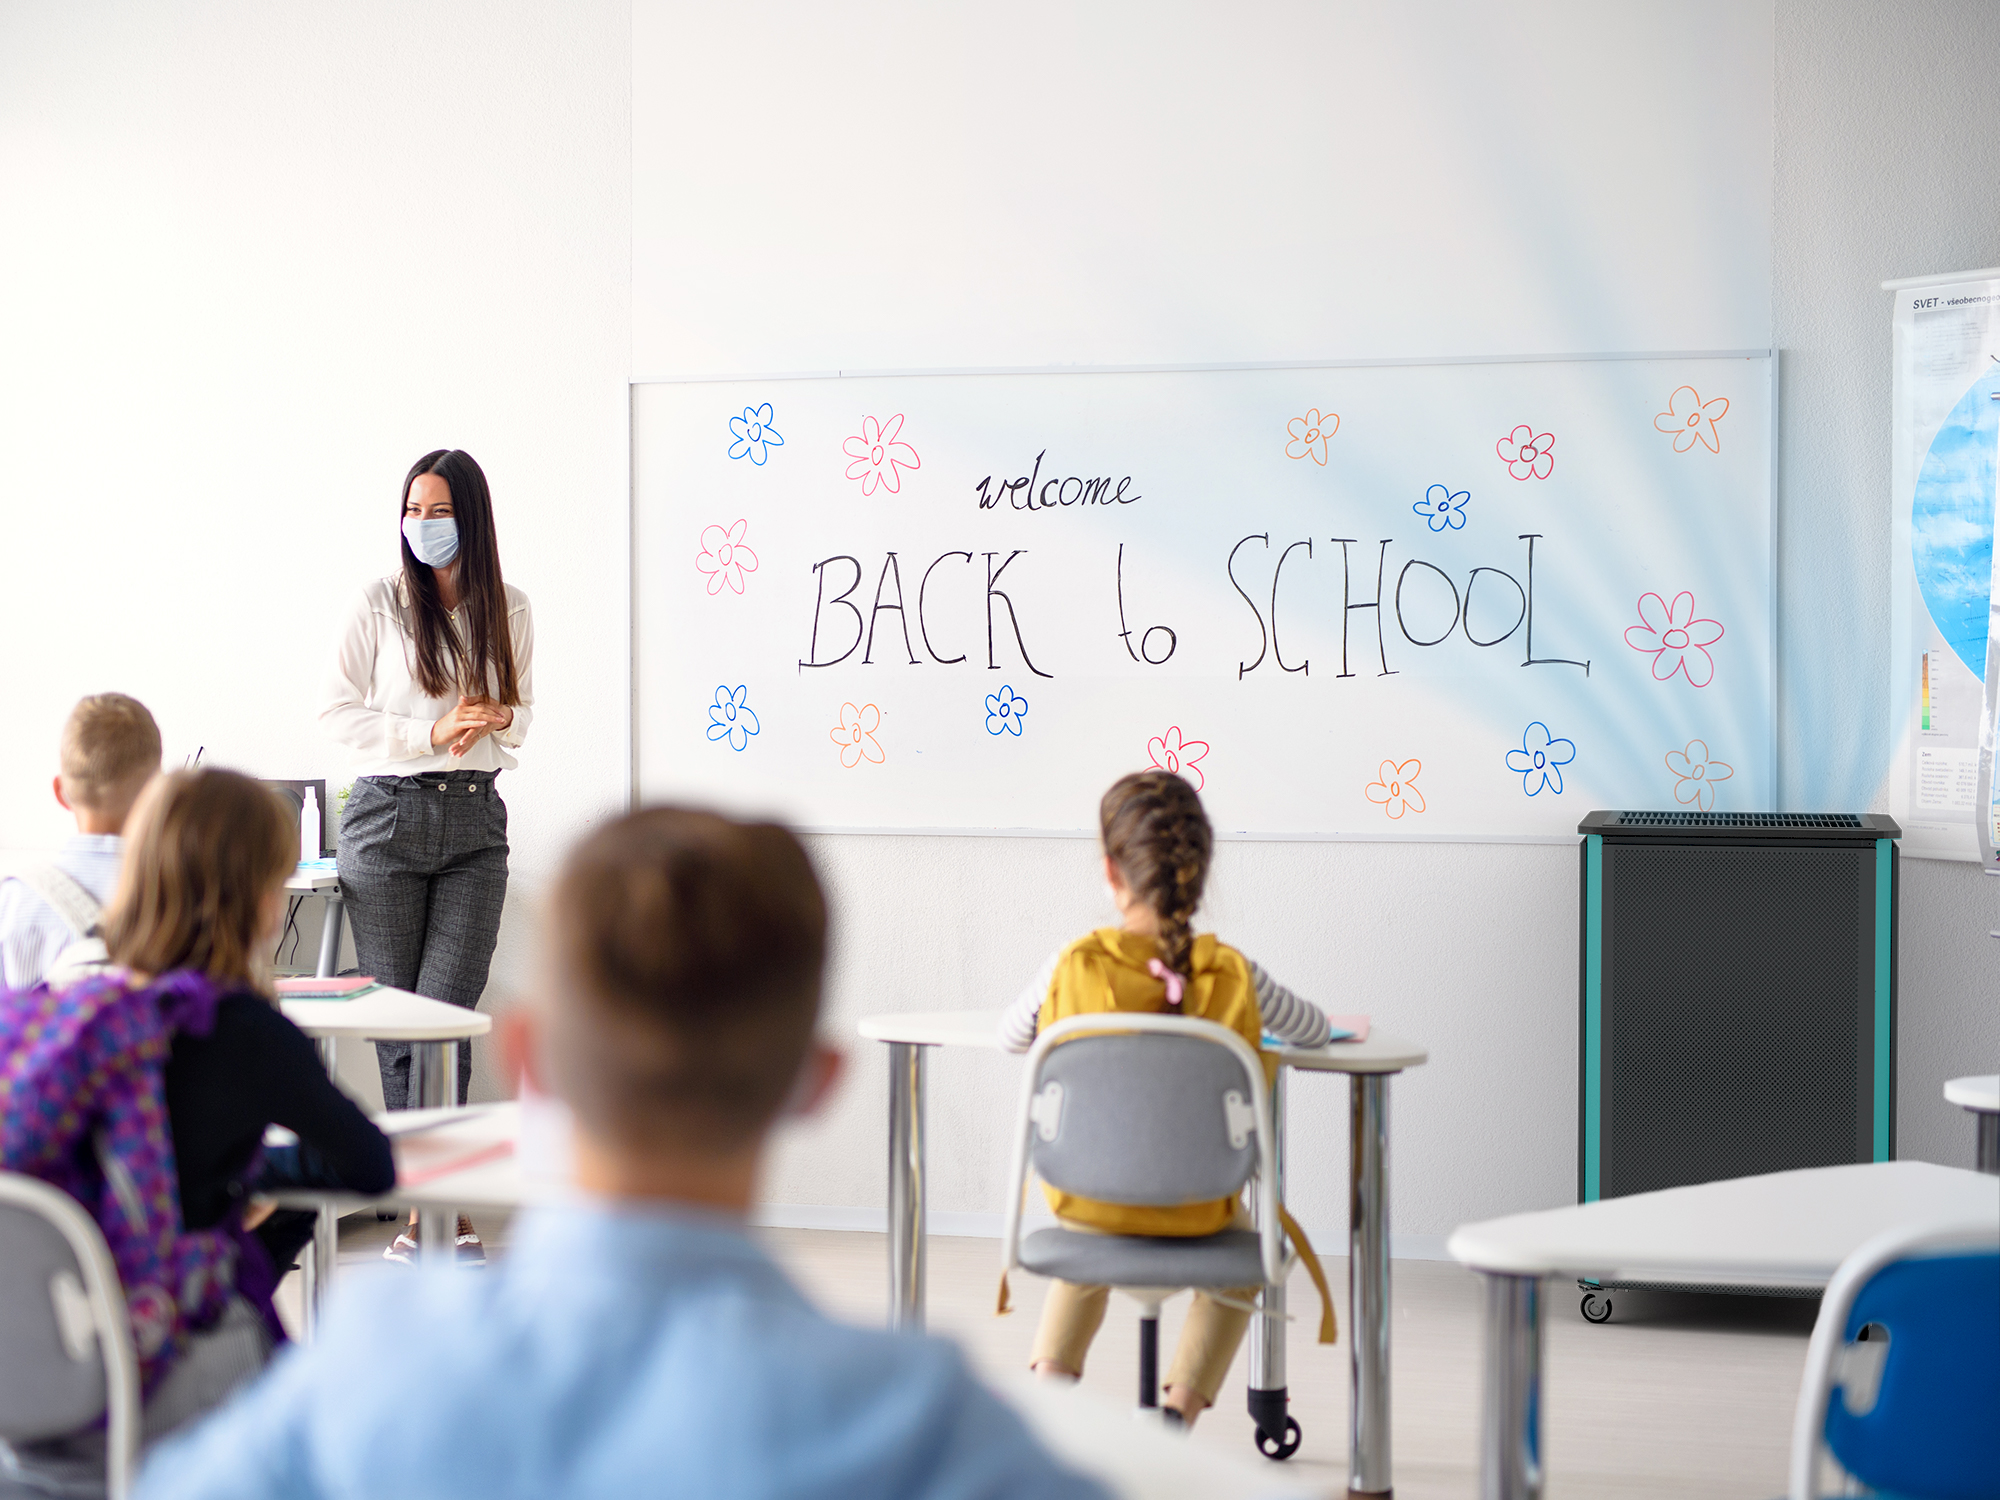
[1506,722,1574,796]
[1414,483,1469,532]
[985,685,1029,736]
[706,684,759,751]
[727,404,784,465]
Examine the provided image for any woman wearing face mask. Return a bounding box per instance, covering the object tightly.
[319,449,533,1264]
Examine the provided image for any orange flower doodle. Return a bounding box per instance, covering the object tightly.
[1285,409,1339,466]
[1654,386,1729,454]
[831,702,885,768]
[1665,739,1733,812]
[1364,759,1425,819]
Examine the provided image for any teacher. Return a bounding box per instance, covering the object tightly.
[320,449,533,1257]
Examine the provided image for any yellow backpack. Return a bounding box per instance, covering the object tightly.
[1010,928,1337,1343]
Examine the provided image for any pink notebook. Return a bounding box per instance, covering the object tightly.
[1325,1015,1371,1043]
[275,975,379,999]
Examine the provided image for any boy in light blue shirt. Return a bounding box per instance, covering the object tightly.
[0,693,160,989]
[139,807,1107,1500]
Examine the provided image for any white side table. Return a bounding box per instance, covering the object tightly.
[1448,1161,2000,1500]
[282,866,346,978]
[1944,1075,2000,1174]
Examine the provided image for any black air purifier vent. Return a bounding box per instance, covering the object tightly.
[1609,811,1865,829]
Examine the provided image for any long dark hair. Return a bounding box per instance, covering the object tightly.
[1100,770,1214,981]
[399,449,521,705]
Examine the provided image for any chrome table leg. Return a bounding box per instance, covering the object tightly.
[1479,1272,1545,1500]
[313,891,345,979]
[886,1042,927,1331]
[415,1040,457,1266]
[1350,1072,1392,1494]
[301,1034,341,1336]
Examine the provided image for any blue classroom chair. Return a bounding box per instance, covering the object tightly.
[1787,1219,2000,1500]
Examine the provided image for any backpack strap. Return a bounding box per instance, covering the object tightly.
[1278,1204,1339,1344]
[16,864,104,940]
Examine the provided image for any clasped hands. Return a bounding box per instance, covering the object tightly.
[431,695,513,757]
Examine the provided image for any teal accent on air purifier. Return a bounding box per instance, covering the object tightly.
[1582,833,1603,1202]
[1874,839,1893,1162]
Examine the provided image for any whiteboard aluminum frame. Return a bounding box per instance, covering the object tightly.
[630,350,1779,843]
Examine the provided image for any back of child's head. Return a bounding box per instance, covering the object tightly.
[545,806,827,1154]
[59,692,162,815]
[1101,771,1215,978]
[101,768,296,989]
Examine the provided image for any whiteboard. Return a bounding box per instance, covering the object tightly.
[633,356,1773,838]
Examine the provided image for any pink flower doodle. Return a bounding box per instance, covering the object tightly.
[1364,758,1425,819]
[1625,592,1724,686]
[843,414,921,496]
[695,518,759,596]
[1285,409,1339,465]
[1496,425,1555,481]
[1147,726,1210,791]
[831,702,885,768]
[1665,739,1733,812]
[1654,386,1729,454]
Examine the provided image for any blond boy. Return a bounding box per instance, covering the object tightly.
[0,693,162,988]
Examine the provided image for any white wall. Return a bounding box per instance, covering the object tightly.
[631,0,1784,1247]
[1772,0,2000,1167]
[1,2,1990,1255]
[0,1,633,1102]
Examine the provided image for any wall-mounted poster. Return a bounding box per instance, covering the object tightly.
[1888,272,2000,861]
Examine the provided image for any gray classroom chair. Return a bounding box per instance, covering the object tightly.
[0,1172,139,1500]
[1000,1014,1288,1441]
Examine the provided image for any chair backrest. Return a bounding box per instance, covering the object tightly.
[0,1172,139,1499]
[1788,1219,2000,1500]
[1031,1031,1259,1205]
[1001,1014,1284,1287]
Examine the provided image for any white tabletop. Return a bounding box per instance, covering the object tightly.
[271,1101,544,1213]
[1448,1160,2000,1288]
[857,1007,1427,1074]
[280,985,491,1042]
[284,870,341,893]
[1944,1074,2000,1113]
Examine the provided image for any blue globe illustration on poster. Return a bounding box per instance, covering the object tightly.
[1912,367,2000,677]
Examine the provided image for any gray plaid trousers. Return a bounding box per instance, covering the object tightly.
[336,771,508,1109]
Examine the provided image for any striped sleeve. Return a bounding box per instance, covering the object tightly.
[1251,961,1332,1047]
[998,949,1062,1052]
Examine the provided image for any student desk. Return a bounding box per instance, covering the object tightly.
[856,1008,1427,1498]
[282,865,346,978]
[1944,1074,2000,1173]
[1447,1161,2000,1500]
[279,989,492,1330]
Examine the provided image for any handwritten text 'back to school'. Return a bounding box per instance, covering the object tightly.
[796,454,1591,682]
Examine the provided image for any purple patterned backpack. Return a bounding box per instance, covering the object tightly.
[0,968,278,1393]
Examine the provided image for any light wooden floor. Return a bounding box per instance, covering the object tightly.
[284,1217,1818,1499]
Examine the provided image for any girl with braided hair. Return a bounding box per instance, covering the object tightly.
[997,770,1338,1428]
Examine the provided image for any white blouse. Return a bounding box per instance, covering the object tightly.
[320,575,535,778]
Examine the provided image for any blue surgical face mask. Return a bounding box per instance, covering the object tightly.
[403,516,460,568]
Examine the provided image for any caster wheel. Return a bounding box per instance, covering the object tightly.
[1254,1415,1302,1460]
[1580,1290,1614,1324]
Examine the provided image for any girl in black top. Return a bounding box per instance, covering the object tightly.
[102,770,392,1429]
